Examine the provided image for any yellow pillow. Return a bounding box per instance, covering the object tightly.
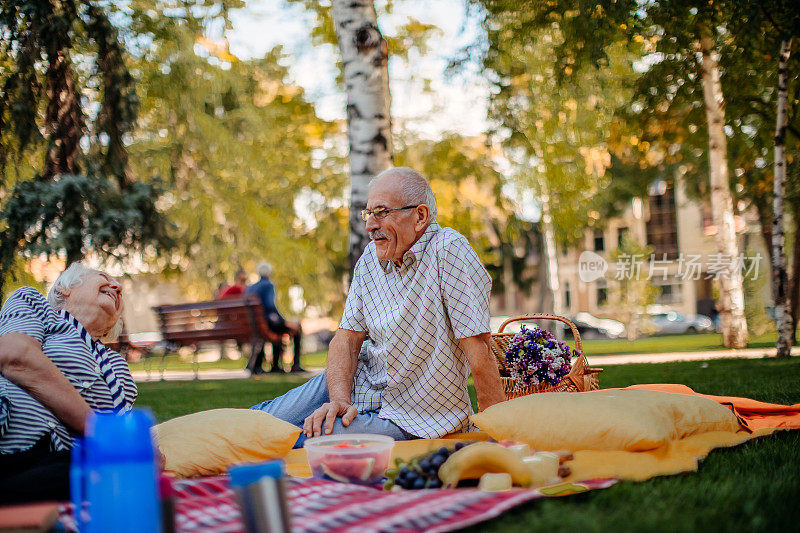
[153,408,301,478]
[471,390,741,452]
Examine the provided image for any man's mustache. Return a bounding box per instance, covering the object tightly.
[369,230,389,240]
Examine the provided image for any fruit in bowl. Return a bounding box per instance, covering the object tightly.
[305,434,394,485]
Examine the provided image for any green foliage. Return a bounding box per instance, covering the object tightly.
[0,0,173,296]
[0,173,172,265]
[286,0,443,61]
[743,243,777,337]
[123,2,348,312]
[475,10,640,247]
[0,258,44,301]
[472,0,800,241]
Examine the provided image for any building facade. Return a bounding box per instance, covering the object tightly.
[490,178,770,322]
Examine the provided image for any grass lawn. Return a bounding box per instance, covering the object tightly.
[126,349,328,373]
[135,357,800,532]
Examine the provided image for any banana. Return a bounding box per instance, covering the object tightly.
[437,442,533,488]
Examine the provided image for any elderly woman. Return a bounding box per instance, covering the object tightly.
[0,263,136,502]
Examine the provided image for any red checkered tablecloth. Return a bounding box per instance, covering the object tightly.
[59,476,616,532]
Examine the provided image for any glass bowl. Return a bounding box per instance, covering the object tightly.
[305,433,395,485]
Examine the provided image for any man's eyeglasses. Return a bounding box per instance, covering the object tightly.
[359,205,418,221]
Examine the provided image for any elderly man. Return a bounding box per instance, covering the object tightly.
[0,263,137,502]
[252,167,504,445]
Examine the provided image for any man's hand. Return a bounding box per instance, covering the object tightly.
[302,400,358,438]
[304,328,366,438]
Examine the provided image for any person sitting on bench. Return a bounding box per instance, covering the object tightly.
[246,262,304,374]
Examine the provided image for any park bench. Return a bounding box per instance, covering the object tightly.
[151,296,283,379]
[105,330,154,360]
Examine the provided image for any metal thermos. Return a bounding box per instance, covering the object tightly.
[229,460,291,533]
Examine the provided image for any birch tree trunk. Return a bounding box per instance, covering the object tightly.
[698,33,748,348]
[773,38,794,358]
[538,176,563,328]
[331,0,393,276]
[790,216,800,345]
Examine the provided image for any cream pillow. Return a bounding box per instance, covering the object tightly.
[471,390,740,452]
[153,408,301,478]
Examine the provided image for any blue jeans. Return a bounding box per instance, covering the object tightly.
[250,370,416,448]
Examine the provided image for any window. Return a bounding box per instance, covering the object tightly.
[596,280,608,306]
[564,282,571,310]
[617,227,629,247]
[594,230,605,252]
[646,182,679,259]
[655,282,681,304]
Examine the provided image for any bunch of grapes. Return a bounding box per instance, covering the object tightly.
[383,442,470,490]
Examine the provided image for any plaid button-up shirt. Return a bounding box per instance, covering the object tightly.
[340,221,492,438]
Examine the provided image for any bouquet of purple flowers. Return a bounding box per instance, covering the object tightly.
[503,324,577,389]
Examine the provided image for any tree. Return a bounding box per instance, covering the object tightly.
[696,23,748,349]
[288,0,443,278]
[471,13,638,315]
[331,0,393,276]
[0,0,172,297]
[773,37,794,357]
[472,0,749,347]
[726,1,800,356]
[122,3,348,313]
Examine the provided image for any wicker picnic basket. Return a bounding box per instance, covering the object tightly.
[490,314,603,400]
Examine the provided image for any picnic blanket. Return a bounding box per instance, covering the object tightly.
[57,384,800,531]
[280,385,800,484]
[58,476,617,532]
[560,384,800,482]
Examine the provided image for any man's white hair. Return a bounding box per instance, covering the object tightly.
[47,262,124,343]
[257,262,273,278]
[371,167,437,218]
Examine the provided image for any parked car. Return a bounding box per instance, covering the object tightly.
[649,312,714,335]
[490,312,625,340]
[570,312,626,340]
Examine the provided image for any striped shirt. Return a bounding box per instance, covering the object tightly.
[0,287,137,454]
[341,221,492,438]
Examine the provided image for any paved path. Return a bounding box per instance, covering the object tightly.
[131,368,323,382]
[131,347,790,382]
[585,347,785,366]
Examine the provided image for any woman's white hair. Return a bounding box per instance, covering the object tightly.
[48,262,92,311]
[371,167,437,218]
[47,262,124,343]
[257,262,273,278]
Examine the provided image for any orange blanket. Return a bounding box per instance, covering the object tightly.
[285,384,800,482]
[617,384,800,431]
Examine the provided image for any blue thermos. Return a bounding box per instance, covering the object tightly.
[70,409,161,532]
